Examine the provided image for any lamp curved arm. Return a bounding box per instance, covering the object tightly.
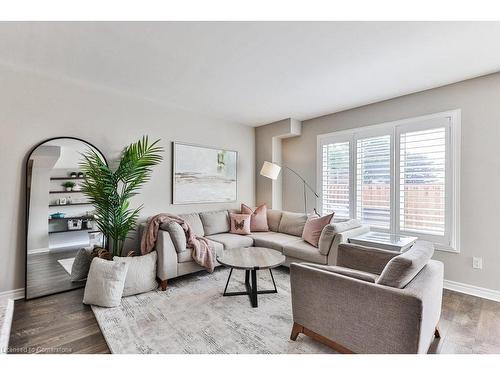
[282,165,319,198]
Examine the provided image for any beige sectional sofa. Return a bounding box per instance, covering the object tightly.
[141,208,369,287]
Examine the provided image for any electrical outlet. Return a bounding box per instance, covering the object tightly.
[473,257,483,269]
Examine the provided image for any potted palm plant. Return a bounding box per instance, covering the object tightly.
[79,136,163,257]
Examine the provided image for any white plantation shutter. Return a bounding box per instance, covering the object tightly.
[318,111,458,250]
[356,135,391,229]
[399,127,447,236]
[321,141,350,217]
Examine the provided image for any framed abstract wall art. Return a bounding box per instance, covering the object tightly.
[172,142,238,204]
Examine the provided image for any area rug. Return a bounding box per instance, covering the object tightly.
[0,299,14,354]
[57,257,75,275]
[92,267,334,354]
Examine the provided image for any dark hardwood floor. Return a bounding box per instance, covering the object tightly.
[9,287,500,354]
[9,288,109,354]
[27,247,86,299]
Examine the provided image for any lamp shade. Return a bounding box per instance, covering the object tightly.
[260,161,281,180]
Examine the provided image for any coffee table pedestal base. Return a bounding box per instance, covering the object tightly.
[222,268,278,308]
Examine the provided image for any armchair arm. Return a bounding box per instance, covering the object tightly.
[336,243,399,274]
[290,262,424,353]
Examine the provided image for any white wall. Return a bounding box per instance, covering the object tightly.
[257,72,500,292]
[0,64,255,293]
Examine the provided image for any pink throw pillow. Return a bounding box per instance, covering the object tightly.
[241,203,269,232]
[229,213,251,235]
[302,213,334,247]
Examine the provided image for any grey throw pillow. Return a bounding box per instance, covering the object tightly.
[161,222,187,253]
[377,241,434,288]
[83,258,129,307]
[113,251,157,296]
[70,247,94,281]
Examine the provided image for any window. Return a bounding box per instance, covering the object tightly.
[356,135,391,229]
[317,110,460,251]
[321,141,350,217]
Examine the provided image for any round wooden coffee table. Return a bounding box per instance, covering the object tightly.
[216,247,285,308]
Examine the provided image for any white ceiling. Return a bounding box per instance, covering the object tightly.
[1,22,500,126]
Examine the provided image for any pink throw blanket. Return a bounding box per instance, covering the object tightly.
[140,213,216,273]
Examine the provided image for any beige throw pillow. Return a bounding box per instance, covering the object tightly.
[113,251,158,296]
[83,258,128,307]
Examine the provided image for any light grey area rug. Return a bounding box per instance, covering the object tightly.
[57,257,75,275]
[92,267,334,354]
[0,299,14,354]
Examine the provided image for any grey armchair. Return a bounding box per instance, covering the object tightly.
[289,241,444,354]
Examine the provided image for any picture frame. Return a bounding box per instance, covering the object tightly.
[172,142,238,204]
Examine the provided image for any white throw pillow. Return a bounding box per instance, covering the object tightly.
[113,251,157,297]
[83,258,128,307]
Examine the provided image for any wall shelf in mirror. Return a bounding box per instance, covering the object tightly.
[49,190,84,194]
[48,202,91,207]
[49,229,100,234]
[50,177,85,181]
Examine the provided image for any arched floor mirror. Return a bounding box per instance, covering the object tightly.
[25,137,107,300]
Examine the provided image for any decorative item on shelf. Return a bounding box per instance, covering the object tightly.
[62,181,76,191]
[78,172,85,178]
[50,212,66,219]
[72,183,82,191]
[80,135,163,256]
[83,219,94,229]
[67,219,83,231]
[58,197,67,205]
[70,172,77,178]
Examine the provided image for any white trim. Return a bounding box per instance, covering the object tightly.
[444,280,500,302]
[317,109,461,253]
[0,288,24,302]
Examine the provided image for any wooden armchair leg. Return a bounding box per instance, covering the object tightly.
[159,279,168,291]
[290,322,303,341]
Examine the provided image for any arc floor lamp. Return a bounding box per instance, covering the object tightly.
[260,161,319,215]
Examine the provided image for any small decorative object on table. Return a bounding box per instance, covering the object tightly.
[348,232,417,252]
[62,181,76,191]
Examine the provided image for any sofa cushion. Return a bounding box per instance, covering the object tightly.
[206,233,253,250]
[160,221,187,253]
[305,263,378,283]
[241,203,269,232]
[178,239,224,263]
[302,213,334,247]
[229,213,251,235]
[199,210,230,235]
[267,209,283,232]
[248,232,302,252]
[278,211,312,237]
[178,213,205,237]
[377,241,434,288]
[283,240,327,264]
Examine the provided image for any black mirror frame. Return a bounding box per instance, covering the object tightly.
[24,136,108,300]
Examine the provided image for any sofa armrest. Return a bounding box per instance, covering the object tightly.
[290,262,425,353]
[326,225,370,265]
[154,230,179,281]
[336,243,398,274]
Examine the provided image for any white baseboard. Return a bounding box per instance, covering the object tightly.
[0,288,24,302]
[444,280,500,302]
